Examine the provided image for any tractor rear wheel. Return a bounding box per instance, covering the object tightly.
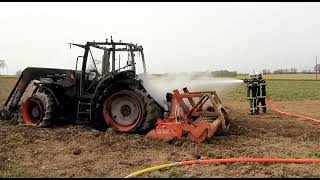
[102,88,161,134]
[22,92,56,127]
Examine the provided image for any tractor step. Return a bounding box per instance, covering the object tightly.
[76,101,92,124]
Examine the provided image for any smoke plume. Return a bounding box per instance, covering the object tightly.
[138,72,242,108]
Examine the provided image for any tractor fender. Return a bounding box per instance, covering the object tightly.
[33,83,60,107]
[91,72,142,106]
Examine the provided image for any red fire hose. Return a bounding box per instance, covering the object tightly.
[124,97,320,178]
[265,96,320,124]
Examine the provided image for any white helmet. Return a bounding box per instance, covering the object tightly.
[255,72,262,78]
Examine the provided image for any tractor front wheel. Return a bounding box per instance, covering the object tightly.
[22,92,56,127]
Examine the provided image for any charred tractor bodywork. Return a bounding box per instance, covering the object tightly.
[0,37,231,142]
[0,38,163,133]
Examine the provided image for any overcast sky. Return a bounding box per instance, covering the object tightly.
[0,2,320,75]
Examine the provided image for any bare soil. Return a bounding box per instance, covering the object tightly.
[1,79,320,177]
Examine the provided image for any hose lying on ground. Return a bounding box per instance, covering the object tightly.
[125,97,320,178]
[265,96,320,124]
[124,158,320,178]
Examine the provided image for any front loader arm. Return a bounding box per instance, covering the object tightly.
[0,67,73,120]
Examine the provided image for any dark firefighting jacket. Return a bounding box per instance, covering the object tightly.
[244,79,258,99]
[256,78,266,98]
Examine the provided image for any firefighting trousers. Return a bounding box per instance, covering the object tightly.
[248,99,257,114]
[256,98,267,113]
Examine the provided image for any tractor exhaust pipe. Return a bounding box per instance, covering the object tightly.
[101,50,111,75]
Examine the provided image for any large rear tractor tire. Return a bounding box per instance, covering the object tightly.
[22,92,56,127]
[102,88,161,134]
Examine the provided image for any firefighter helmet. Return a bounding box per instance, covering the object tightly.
[249,73,255,78]
[255,72,262,79]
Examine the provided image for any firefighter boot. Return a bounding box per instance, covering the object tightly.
[248,110,255,115]
[255,107,259,115]
[262,107,267,113]
[248,100,255,115]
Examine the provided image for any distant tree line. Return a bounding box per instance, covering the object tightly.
[271,68,298,74]
[261,65,320,75]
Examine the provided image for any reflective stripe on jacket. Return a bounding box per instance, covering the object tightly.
[256,79,266,98]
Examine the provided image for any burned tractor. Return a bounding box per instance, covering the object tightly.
[0,38,231,142]
[0,38,162,133]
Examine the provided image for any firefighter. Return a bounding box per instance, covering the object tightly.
[243,73,258,115]
[255,72,267,113]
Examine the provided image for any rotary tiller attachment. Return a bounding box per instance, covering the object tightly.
[147,87,230,143]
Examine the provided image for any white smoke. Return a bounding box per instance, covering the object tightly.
[138,72,242,109]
